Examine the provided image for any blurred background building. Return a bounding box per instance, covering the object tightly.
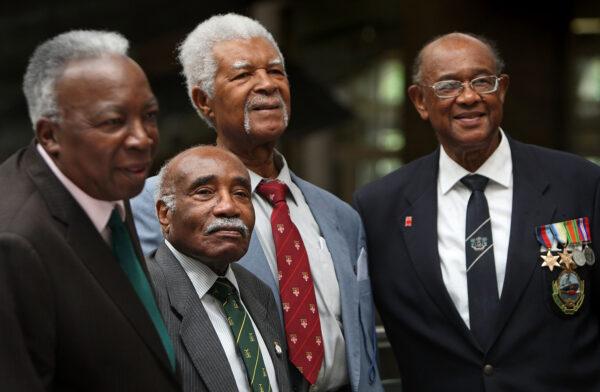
[2,1,600,390]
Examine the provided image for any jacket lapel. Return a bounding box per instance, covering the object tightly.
[291,173,361,390]
[489,138,554,345]
[154,245,238,392]
[399,150,478,347]
[25,144,173,374]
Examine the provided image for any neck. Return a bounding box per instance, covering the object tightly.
[444,131,501,172]
[216,136,279,178]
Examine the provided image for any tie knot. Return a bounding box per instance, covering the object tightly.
[256,180,288,205]
[107,207,126,236]
[461,174,489,192]
[209,277,237,303]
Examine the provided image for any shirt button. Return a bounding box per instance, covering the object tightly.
[483,364,494,376]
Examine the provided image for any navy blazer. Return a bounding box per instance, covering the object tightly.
[354,136,600,392]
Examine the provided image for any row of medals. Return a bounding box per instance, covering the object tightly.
[541,243,595,270]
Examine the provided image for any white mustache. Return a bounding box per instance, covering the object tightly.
[243,92,289,134]
[204,217,250,237]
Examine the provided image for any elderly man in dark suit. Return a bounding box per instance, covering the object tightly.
[0,30,178,391]
[354,33,600,391]
[148,145,292,392]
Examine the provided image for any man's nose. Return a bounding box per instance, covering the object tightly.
[455,82,482,105]
[213,191,240,217]
[124,118,155,150]
[253,69,277,94]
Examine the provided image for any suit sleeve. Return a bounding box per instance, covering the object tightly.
[0,233,55,391]
[130,177,164,256]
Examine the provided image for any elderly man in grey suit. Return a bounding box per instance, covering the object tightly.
[132,13,382,392]
[148,145,292,392]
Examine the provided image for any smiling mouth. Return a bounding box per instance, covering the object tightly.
[455,111,485,119]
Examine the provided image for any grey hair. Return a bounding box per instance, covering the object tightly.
[23,30,129,129]
[411,32,505,84]
[155,161,176,211]
[178,13,285,127]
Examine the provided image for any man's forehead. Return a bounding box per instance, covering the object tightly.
[172,149,248,185]
[421,36,496,80]
[213,37,280,65]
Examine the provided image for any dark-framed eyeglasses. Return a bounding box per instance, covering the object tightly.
[425,75,504,99]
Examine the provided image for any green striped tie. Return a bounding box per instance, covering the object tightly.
[209,278,272,392]
[108,208,176,371]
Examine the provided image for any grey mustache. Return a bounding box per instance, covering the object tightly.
[204,217,250,237]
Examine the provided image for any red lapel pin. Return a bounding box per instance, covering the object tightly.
[405,216,413,227]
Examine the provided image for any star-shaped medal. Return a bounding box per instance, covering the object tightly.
[559,249,576,271]
[540,250,560,272]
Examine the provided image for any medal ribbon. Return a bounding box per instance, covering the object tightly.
[535,224,554,250]
[578,217,592,243]
[565,219,581,244]
[551,222,569,247]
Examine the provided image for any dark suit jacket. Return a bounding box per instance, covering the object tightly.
[354,137,600,392]
[147,243,293,392]
[0,143,179,391]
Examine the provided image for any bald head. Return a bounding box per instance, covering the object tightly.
[412,33,505,84]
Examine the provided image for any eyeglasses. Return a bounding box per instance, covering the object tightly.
[425,75,503,99]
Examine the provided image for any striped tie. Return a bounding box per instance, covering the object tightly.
[209,278,272,392]
[461,174,499,349]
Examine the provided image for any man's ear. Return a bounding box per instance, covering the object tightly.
[35,117,61,157]
[407,84,430,121]
[497,74,510,104]
[192,86,215,124]
[156,199,171,236]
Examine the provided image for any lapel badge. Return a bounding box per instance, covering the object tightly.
[404,216,413,227]
[274,340,283,355]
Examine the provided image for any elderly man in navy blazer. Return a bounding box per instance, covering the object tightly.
[131,13,382,392]
[354,32,600,391]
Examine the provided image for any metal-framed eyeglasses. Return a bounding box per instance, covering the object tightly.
[424,75,504,99]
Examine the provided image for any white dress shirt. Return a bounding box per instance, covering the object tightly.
[164,240,279,392]
[437,129,513,328]
[36,144,125,242]
[248,153,348,391]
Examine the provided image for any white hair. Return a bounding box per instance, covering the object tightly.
[178,13,285,127]
[22,30,129,129]
[155,161,176,211]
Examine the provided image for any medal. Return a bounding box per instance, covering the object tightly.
[577,217,596,266]
[584,246,595,266]
[552,269,585,315]
[565,219,586,266]
[573,247,587,267]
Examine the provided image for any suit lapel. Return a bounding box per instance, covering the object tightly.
[291,173,361,389]
[24,144,173,374]
[155,245,238,392]
[400,150,478,347]
[489,139,554,345]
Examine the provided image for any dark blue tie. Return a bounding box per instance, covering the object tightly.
[461,174,499,349]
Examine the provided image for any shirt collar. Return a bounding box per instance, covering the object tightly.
[439,128,513,194]
[36,143,125,231]
[248,149,297,204]
[164,239,239,298]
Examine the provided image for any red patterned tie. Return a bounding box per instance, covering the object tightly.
[256,180,324,384]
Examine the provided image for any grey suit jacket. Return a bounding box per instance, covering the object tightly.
[133,172,383,392]
[147,243,293,392]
